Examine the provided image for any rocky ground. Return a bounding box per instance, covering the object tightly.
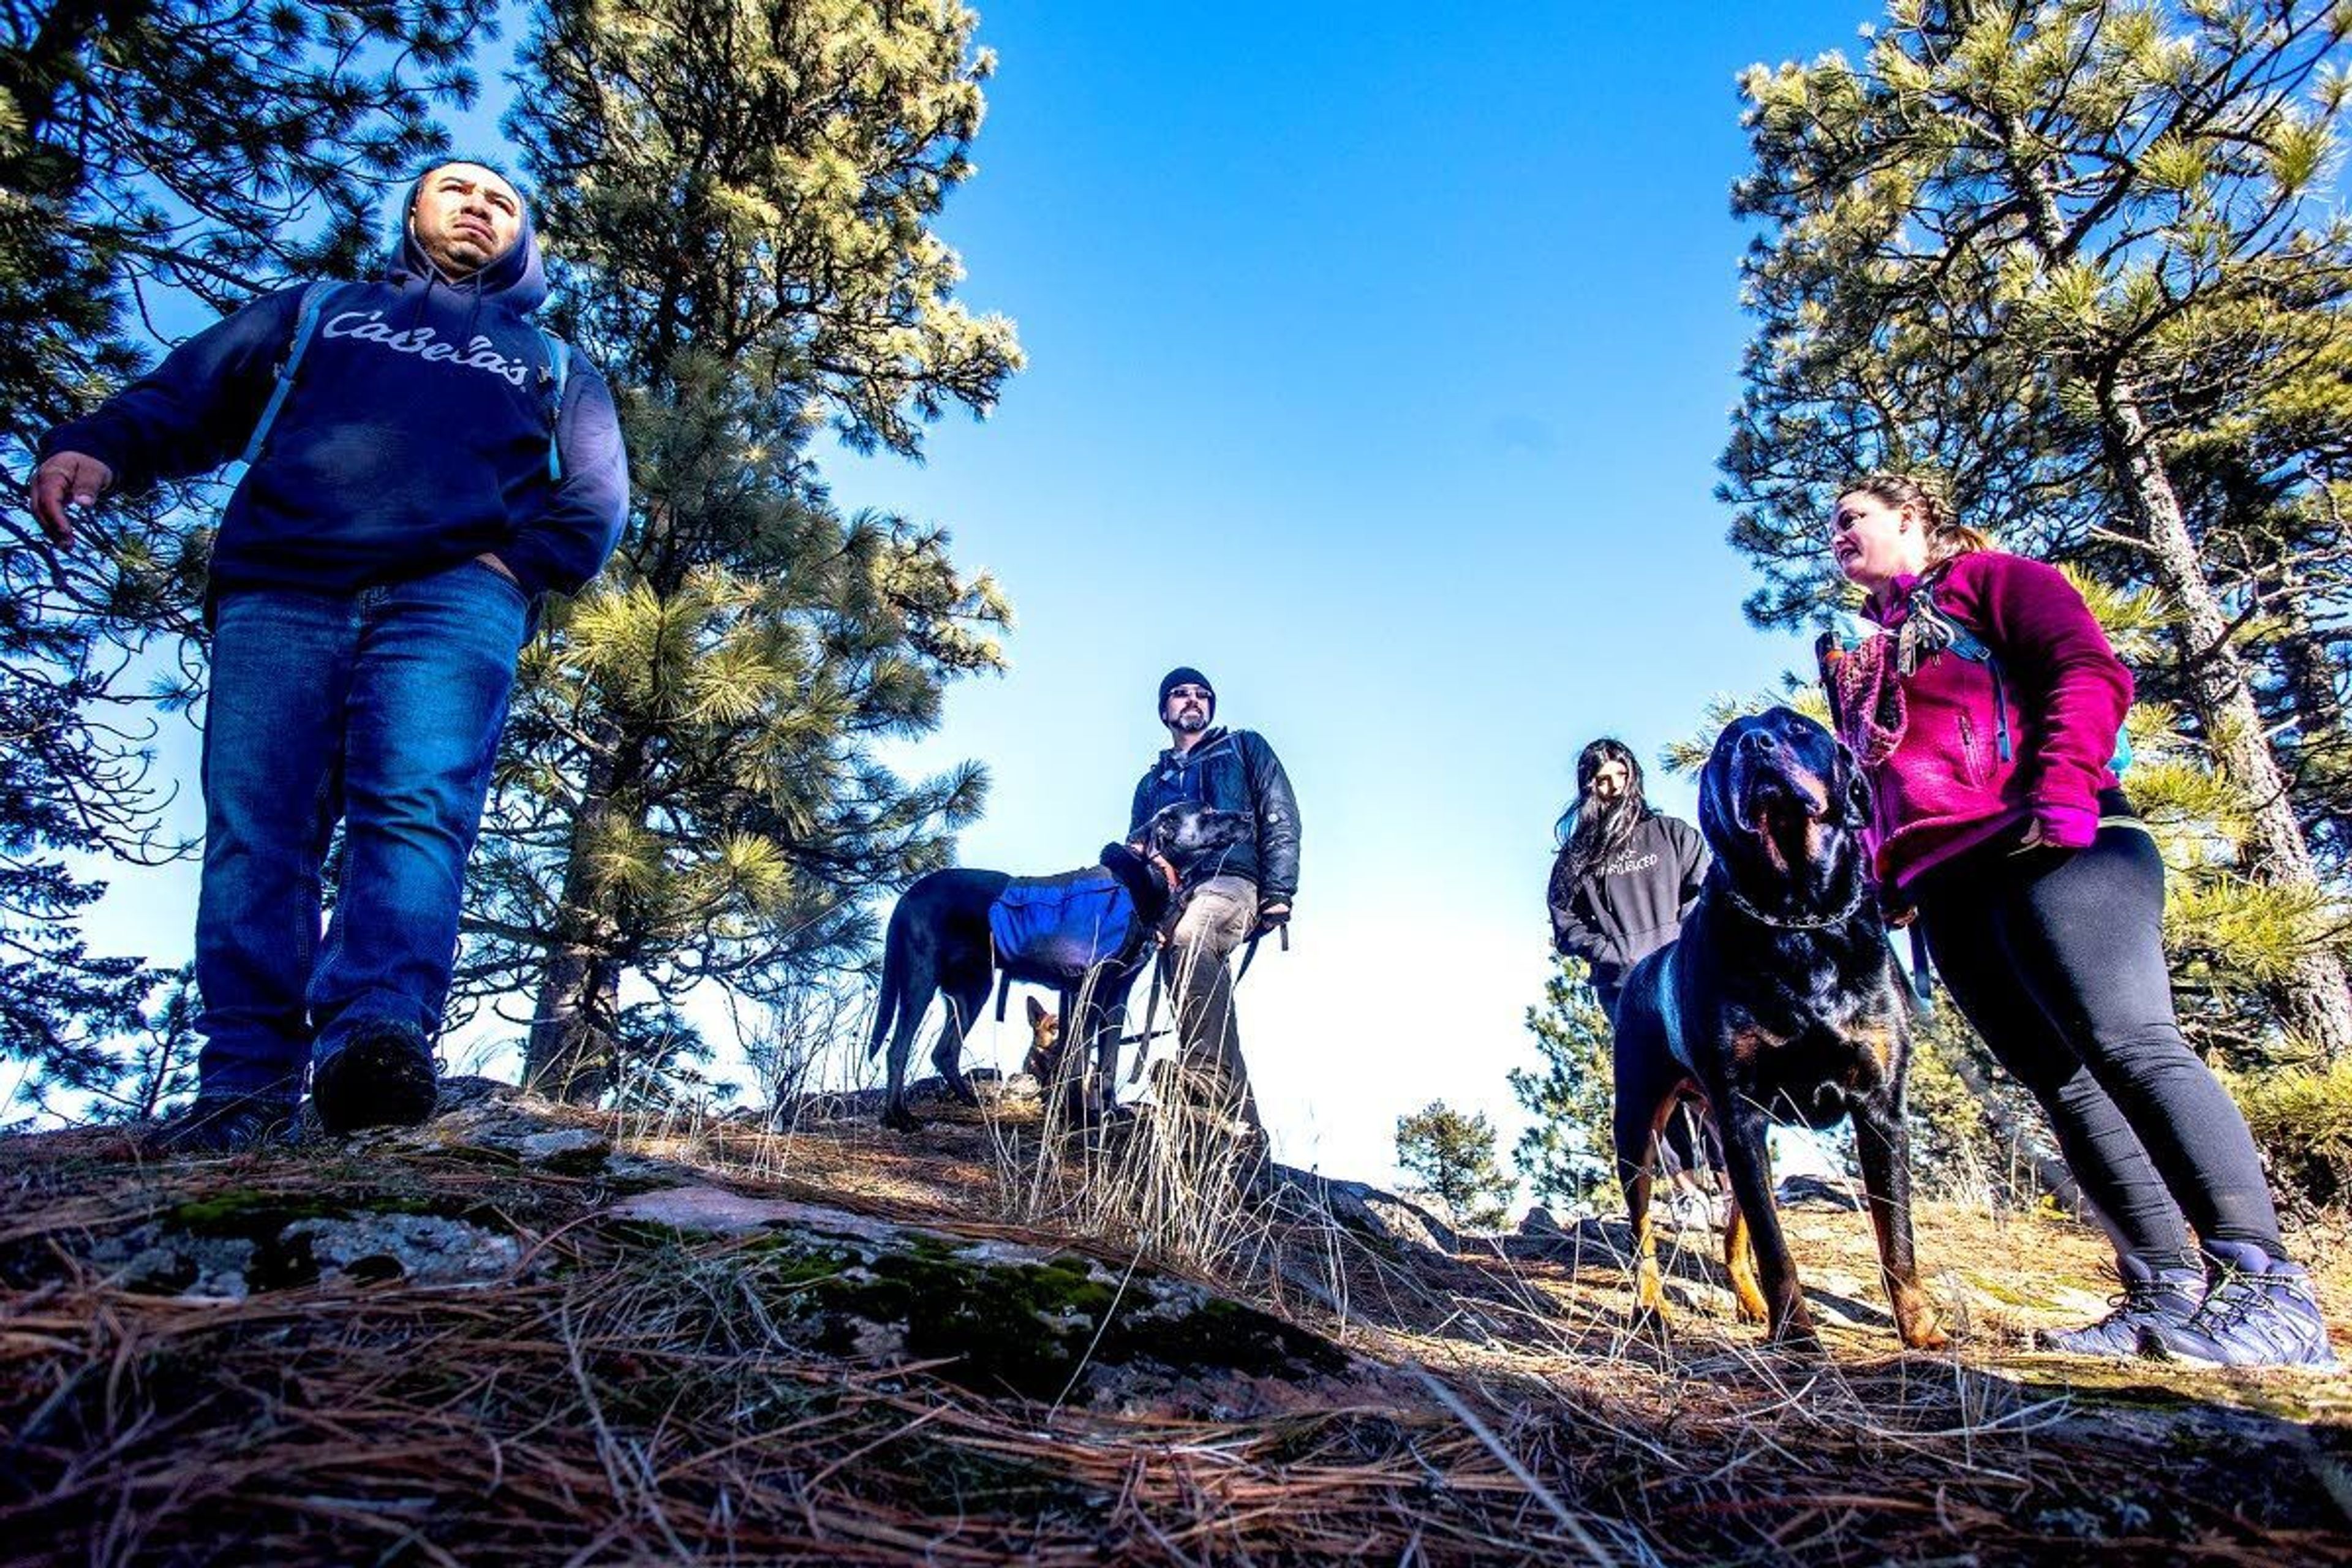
[3,1075,2349,1564]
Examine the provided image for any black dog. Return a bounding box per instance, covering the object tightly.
[1611,707,1943,1352]
[865,801,1251,1132]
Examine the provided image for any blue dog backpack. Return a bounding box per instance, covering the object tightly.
[987,865,1139,989]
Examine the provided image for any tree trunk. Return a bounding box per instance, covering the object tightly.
[2105,386,2352,1060]
[523,717,640,1102]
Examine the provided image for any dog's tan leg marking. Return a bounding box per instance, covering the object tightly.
[1630,1169,1664,1317]
[1721,1200,1768,1325]
[1714,1095,1819,1351]
[1629,1093,1690,1319]
[1852,1091,1947,1351]
[1887,1275,1947,1351]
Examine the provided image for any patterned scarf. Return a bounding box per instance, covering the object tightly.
[1823,608,1907,767]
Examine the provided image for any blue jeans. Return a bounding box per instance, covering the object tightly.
[194,561,527,1098]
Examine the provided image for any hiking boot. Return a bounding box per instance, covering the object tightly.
[2140,1240,2339,1370]
[310,1020,439,1134]
[2036,1252,2201,1357]
[145,1093,296,1156]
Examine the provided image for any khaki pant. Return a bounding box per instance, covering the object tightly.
[1160,873,1261,1133]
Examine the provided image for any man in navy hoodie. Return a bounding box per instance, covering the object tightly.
[29,161,629,1151]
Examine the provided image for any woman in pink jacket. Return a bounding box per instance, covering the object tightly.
[1821,472,2332,1368]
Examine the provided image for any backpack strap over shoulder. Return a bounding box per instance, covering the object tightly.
[1905,576,2014,764]
[240,284,571,481]
[537,330,570,481]
[239,280,342,467]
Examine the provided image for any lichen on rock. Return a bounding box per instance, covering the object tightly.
[607,1182,1350,1403]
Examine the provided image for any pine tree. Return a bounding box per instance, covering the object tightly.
[1725,0,2352,1055]
[1509,960,1618,1208]
[1395,1100,1516,1232]
[15,963,200,1125]
[0,3,485,1088]
[487,0,1022,1100]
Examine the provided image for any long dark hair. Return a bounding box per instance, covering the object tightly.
[1554,737,1649,883]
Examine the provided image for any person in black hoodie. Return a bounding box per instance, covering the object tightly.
[1129,667,1300,1138]
[1548,737,1717,1211]
[1547,739,1708,1019]
[29,160,629,1152]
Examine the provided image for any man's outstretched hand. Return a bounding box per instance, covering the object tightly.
[29,451,113,548]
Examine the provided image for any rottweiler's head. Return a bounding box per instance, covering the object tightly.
[1129,801,1252,886]
[1697,707,1871,890]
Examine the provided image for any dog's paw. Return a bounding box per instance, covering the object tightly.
[1899,1320,1950,1352]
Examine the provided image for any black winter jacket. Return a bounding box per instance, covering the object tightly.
[1547,812,1708,993]
[1129,727,1300,904]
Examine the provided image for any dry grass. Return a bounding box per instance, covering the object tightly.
[4,1096,2351,1565]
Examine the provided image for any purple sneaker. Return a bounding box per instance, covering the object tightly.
[2037,1252,2202,1357]
[2141,1240,2339,1370]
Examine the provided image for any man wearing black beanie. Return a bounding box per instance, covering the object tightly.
[1129,666,1300,1140]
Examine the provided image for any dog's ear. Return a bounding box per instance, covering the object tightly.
[1696,731,1735,853]
[1026,995,1048,1027]
[1834,740,1872,829]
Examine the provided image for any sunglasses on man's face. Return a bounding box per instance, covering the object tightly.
[1167,687,1212,702]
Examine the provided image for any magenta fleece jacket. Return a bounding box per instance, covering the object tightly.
[1858,551,2133,894]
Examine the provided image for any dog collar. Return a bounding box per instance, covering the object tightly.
[1720,881,1868,932]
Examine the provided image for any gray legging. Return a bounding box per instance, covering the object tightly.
[1916,807,2282,1261]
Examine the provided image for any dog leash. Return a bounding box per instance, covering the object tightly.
[1899,925,1936,1015]
[1126,920,1287,1087]
[1232,921,1289,984]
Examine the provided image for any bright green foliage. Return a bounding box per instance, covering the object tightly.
[0,5,484,1093]
[1395,1100,1516,1232]
[1509,960,1617,1208]
[513,0,1020,458]
[485,0,1020,1100]
[2227,1058,2352,1207]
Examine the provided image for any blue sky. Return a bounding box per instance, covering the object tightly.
[823,1,1875,1182]
[55,2,1881,1188]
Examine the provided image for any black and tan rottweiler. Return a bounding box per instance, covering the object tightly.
[865,801,1251,1132]
[1610,707,1943,1352]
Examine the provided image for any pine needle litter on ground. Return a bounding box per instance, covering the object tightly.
[4,1084,2350,1566]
